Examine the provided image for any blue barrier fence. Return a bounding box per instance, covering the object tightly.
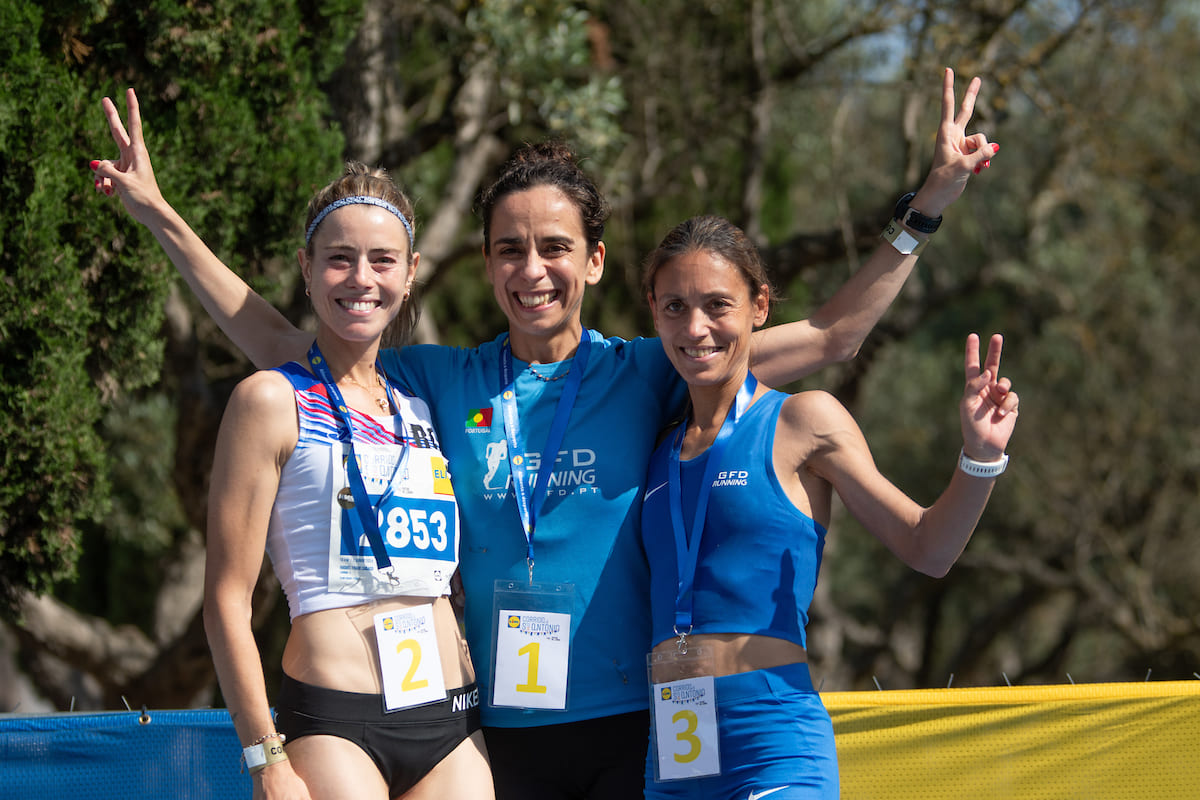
[0,709,251,799]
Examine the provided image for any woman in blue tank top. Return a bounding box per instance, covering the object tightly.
[638,214,1019,799]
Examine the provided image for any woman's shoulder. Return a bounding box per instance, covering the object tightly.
[228,367,301,416]
[776,388,855,438]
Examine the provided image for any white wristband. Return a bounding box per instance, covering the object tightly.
[959,449,1009,477]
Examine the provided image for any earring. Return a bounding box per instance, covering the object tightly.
[305,286,311,297]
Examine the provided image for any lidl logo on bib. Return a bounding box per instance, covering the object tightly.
[663,682,709,705]
[509,614,563,637]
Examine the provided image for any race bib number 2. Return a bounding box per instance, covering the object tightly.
[373,606,446,711]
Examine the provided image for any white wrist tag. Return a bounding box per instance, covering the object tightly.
[243,743,267,770]
[959,450,1009,477]
[882,220,928,256]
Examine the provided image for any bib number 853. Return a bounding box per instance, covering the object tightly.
[381,506,449,552]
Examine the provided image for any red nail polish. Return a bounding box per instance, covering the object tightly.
[983,160,991,169]
[974,165,982,175]
[104,186,113,196]
[89,160,100,171]
[991,143,1000,155]
[95,178,101,189]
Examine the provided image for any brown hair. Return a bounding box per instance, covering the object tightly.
[478,141,609,254]
[642,215,774,311]
[303,162,420,346]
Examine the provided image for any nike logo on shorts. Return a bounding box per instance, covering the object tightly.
[747,788,788,800]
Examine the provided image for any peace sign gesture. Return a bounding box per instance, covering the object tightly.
[960,333,1019,462]
[89,88,167,226]
[909,68,1000,218]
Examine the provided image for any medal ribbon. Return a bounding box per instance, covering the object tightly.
[307,342,407,578]
[499,329,592,579]
[667,372,757,645]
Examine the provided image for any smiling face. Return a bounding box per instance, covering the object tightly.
[649,249,769,389]
[299,203,416,346]
[484,185,604,363]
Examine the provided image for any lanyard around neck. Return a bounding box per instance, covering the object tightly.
[667,372,757,649]
[307,342,405,578]
[499,329,592,581]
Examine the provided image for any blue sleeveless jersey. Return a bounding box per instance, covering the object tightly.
[381,331,689,727]
[641,389,827,650]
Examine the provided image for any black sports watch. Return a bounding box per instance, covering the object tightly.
[893,192,942,234]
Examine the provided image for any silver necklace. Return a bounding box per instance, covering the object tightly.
[528,365,570,383]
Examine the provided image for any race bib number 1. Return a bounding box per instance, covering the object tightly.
[490,581,574,710]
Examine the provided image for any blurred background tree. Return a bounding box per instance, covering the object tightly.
[2,0,1198,711]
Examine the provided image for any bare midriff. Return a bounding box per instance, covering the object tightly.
[651,632,807,679]
[281,594,474,694]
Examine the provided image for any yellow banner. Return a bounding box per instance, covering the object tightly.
[824,681,1200,799]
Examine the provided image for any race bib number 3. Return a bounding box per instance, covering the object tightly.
[651,674,720,781]
[374,606,446,711]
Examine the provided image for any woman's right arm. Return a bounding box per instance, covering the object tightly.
[91,89,308,369]
[203,371,310,799]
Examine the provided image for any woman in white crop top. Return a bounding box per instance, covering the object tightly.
[95,92,493,800]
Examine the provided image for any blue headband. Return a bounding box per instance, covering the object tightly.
[304,195,414,251]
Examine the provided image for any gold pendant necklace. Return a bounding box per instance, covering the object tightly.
[342,370,390,413]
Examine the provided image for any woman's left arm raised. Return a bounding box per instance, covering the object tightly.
[797,333,1018,577]
[751,68,997,386]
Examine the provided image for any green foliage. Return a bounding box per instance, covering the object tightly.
[0,0,358,608]
[1,2,114,599]
[467,0,626,160]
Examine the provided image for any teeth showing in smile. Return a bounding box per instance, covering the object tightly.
[339,299,378,312]
[518,291,558,308]
[683,346,721,358]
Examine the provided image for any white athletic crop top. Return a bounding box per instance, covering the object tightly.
[265,361,461,620]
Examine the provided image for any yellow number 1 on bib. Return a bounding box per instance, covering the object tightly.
[493,608,570,709]
[516,642,549,694]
